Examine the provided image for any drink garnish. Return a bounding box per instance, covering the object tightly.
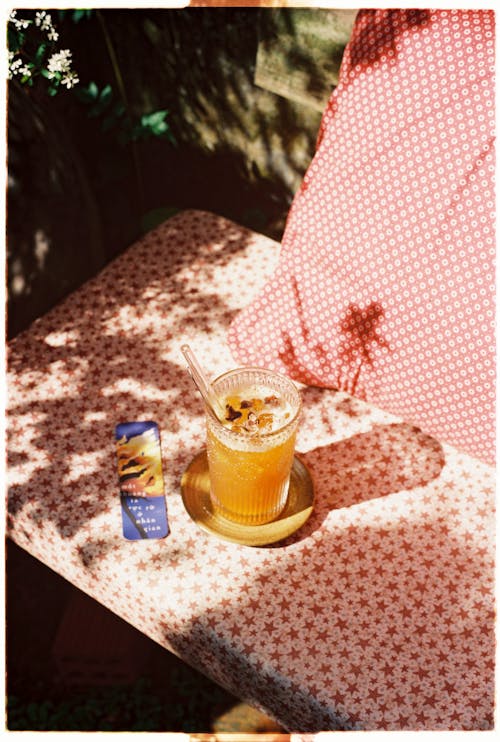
[225,404,242,421]
[222,392,290,434]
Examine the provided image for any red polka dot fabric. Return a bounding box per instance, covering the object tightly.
[228,9,495,465]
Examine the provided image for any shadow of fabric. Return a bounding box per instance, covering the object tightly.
[295,422,445,538]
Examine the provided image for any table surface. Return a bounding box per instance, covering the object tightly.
[7,210,495,732]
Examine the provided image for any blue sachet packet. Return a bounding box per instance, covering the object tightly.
[115,421,169,540]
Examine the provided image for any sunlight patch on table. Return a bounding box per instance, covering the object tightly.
[83,410,108,424]
[44,328,80,347]
[100,378,171,401]
[10,358,89,403]
[63,449,108,486]
[101,303,169,336]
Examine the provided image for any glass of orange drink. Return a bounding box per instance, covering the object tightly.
[206,367,302,525]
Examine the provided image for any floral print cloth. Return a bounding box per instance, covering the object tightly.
[7,210,495,731]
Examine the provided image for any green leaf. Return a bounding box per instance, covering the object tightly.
[35,43,47,65]
[74,80,100,103]
[133,110,174,139]
[7,27,22,53]
[89,84,114,116]
[88,80,99,99]
[141,110,168,127]
[113,102,126,117]
[99,84,112,103]
[72,9,93,23]
[82,81,100,100]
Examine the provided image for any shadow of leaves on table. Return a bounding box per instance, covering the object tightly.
[6,211,257,542]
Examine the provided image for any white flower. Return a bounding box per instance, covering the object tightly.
[35,11,53,33]
[8,57,23,79]
[9,11,30,30]
[9,58,22,72]
[61,72,79,89]
[8,13,79,92]
[46,49,73,78]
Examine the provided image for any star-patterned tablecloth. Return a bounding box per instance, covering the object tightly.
[7,210,495,731]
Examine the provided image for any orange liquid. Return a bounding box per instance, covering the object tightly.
[206,426,297,525]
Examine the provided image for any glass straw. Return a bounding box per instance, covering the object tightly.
[181,344,226,422]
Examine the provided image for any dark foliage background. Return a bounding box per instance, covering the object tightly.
[7,7,331,338]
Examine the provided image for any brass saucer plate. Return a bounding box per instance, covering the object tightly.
[181,451,314,546]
